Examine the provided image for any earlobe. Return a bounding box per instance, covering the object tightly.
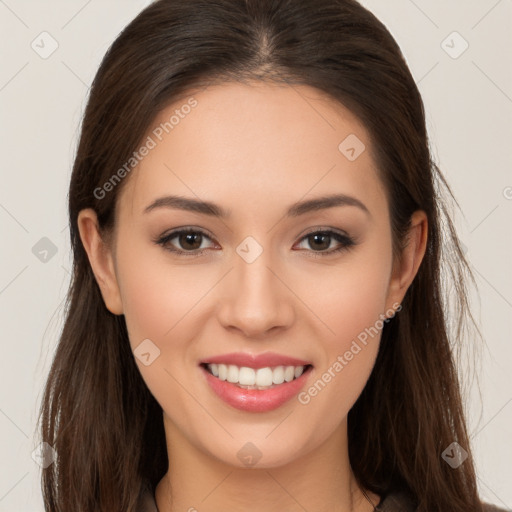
[386,210,428,311]
[77,209,124,315]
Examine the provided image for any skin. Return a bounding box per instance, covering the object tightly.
[78,81,428,512]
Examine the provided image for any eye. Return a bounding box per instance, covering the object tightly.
[154,228,217,257]
[294,229,356,257]
[154,227,356,258]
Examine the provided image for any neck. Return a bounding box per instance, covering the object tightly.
[155,414,379,512]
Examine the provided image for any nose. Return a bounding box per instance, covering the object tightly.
[216,248,295,339]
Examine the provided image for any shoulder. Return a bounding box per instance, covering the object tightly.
[376,491,510,512]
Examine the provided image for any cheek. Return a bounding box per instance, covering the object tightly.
[296,274,387,440]
[116,239,206,347]
[320,275,388,341]
[120,269,171,347]
[300,249,392,350]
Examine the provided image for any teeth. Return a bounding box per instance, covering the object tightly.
[218,364,227,381]
[227,365,239,383]
[207,363,307,388]
[272,366,285,384]
[239,366,256,385]
[284,366,295,382]
[256,367,273,386]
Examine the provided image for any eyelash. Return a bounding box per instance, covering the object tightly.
[154,227,356,258]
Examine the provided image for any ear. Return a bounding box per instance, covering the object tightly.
[385,210,428,312]
[77,208,124,315]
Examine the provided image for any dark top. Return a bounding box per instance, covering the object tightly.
[139,487,509,511]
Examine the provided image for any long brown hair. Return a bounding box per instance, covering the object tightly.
[38,0,483,510]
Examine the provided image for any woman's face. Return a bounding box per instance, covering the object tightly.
[82,81,424,469]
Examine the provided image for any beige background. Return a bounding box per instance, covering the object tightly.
[0,0,511,510]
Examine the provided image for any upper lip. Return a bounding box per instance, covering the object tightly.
[200,352,312,369]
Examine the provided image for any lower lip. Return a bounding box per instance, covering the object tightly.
[200,365,313,413]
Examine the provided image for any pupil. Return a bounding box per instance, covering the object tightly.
[311,233,329,250]
[181,233,201,250]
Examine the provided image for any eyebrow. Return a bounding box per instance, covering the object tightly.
[143,193,371,218]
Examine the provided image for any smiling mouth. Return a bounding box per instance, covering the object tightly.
[200,363,313,390]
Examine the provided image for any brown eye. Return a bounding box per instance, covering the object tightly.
[295,230,355,255]
[155,227,355,258]
[307,233,332,251]
[177,232,204,251]
[155,228,215,256]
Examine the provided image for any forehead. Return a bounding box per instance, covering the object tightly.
[116,81,386,222]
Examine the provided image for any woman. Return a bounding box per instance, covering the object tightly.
[38,0,507,511]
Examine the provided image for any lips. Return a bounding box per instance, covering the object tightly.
[199,352,314,412]
[200,351,312,369]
